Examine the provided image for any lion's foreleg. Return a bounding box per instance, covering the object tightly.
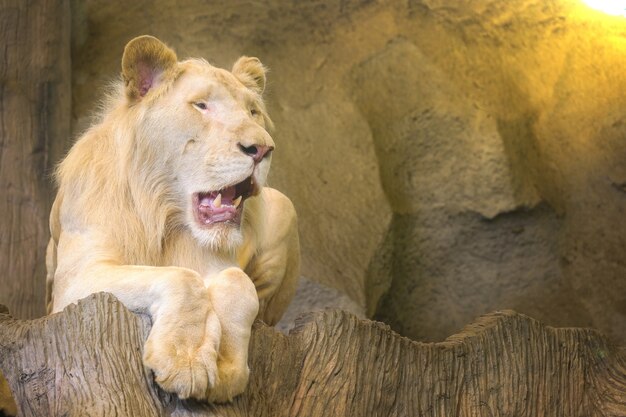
[203,267,259,402]
[52,254,222,401]
[245,188,301,326]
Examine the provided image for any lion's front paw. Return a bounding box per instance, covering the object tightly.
[144,338,219,400]
[143,308,252,402]
[144,326,251,402]
[141,270,256,403]
[143,303,223,400]
[206,359,250,403]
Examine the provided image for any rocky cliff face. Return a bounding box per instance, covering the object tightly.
[71,0,626,343]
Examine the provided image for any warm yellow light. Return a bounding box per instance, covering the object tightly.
[582,0,626,16]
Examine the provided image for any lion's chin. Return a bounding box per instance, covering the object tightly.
[190,222,244,252]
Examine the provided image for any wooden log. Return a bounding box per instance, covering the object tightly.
[0,302,16,416]
[0,0,71,319]
[0,292,625,416]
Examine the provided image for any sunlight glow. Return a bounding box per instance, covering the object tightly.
[582,0,626,16]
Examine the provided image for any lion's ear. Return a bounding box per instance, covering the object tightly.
[121,35,178,100]
[232,56,267,95]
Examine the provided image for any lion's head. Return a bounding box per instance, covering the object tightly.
[113,36,275,251]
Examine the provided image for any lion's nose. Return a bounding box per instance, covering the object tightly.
[238,143,274,162]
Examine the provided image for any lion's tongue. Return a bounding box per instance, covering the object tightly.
[197,186,239,223]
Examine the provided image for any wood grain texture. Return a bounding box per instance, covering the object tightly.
[1,292,625,416]
[0,0,71,320]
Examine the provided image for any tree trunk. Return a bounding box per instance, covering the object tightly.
[0,0,71,320]
[0,293,625,416]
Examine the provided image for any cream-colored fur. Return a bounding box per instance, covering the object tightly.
[46,36,300,402]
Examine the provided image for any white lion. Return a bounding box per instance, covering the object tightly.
[45,35,300,402]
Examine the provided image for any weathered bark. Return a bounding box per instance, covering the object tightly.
[0,0,71,319]
[0,293,625,416]
[0,303,16,416]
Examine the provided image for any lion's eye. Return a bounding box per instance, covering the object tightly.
[193,102,208,110]
[250,108,258,116]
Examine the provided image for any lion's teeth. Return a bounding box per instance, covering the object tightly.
[213,193,222,208]
[233,196,242,208]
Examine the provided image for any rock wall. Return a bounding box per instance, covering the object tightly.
[70,0,626,343]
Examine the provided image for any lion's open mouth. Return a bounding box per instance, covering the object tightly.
[193,176,256,226]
